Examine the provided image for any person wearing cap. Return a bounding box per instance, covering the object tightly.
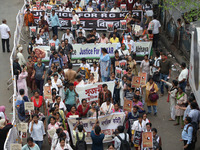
[0,19,11,53]
[0,119,13,150]
[178,62,188,92]
[77,58,91,80]
[24,9,34,32]
[17,47,26,66]
[74,2,83,12]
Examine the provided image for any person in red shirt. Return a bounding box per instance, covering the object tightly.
[74,74,83,86]
[66,105,79,118]
[77,99,90,118]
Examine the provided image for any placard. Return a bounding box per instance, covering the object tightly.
[46,5,52,13]
[123,99,133,112]
[120,4,126,11]
[71,20,77,29]
[10,144,22,150]
[139,72,147,85]
[36,1,40,8]
[22,132,27,138]
[133,130,142,145]
[44,86,52,100]
[21,123,28,132]
[29,26,36,37]
[24,102,34,111]
[115,67,122,79]
[132,76,141,88]
[142,132,153,148]
[119,60,127,70]
[120,20,127,30]
[107,22,114,32]
[134,25,141,32]
[47,128,56,138]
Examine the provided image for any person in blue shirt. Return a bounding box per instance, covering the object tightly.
[181,116,194,150]
[50,9,61,36]
[49,51,64,69]
[22,137,40,150]
[91,119,105,150]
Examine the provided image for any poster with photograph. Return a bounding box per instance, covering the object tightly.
[22,132,27,138]
[46,5,52,13]
[119,60,127,70]
[120,4,126,11]
[71,20,77,29]
[36,1,40,8]
[142,132,153,148]
[44,86,52,100]
[115,67,122,79]
[122,70,127,77]
[139,72,147,85]
[120,20,127,30]
[133,130,142,145]
[29,26,36,37]
[123,99,133,112]
[32,7,37,11]
[107,22,114,32]
[21,123,28,132]
[132,76,141,88]
[24,102,34,111]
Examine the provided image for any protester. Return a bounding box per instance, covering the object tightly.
[22,137,40,150]
[178,62,188,92]
[0,19,11,53]
[66,105,79,118]
[99,48,111,82]
[0,119,13,150]
[161,79,178,121]
[152,128,162,150]
[140,54,150,79]
[17,47,26,66]
[17,65,28,97]
[27,56,36,92]
[127,56,138,76]
[100,98,114,115]
[188,102,200,131]
[77,99,90,117]
[91,120,105,150]
[77,58,91,80]
[87,101,99,117]
[61,29,75,44]
[55,137,73,150]
[98,84,113,106]
[29,114,46,149]
[142,77,159,115]
[24,9,34,32]
[50,10,61,36]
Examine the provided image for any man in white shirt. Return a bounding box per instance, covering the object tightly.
[61,29,75,44]
[76,25,86,37]
[149,15,161,50]
[114,126,129,150]
[178,62,188,92]
[86,1,94,12]
[72,10,80,38]
[110,5,120,12]
[0,19,11,52]
[124,35,135,53]
[17,47,26,66]
[35,34,43,45]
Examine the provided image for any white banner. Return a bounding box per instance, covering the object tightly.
[76,81,115,104]
[67,112,126,144]
[71,43,117,64]
[134,41,152,56]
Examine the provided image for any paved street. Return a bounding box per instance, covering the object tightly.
[0,0,200,149]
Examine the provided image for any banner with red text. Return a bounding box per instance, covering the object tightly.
[75,81,115,104]
[67,112,126,144]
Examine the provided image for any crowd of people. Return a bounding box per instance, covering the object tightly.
[0,0,199,150]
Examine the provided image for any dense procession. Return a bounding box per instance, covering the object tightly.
[0,0,199,150]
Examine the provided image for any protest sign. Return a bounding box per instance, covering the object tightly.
[142,132,153,148]
[132,76,141,88]
[29,26,36,37]
[68,112,126,144]
[107,22,114,32]
[75,81,115,104]
[115,67,122,79]
[24,102,34,111]
[47,128,57,138]
[71,20,77,29]
[10,144,22,150]
[134,42,152,57]
[31,11,143,30]
[123,100,133,112]
[120,4,127,11]
[20,123,28,132]
[120,20,127,30]
[44,86,52,100]
[119,60,127,70]
[134,25,141,32]
[71,43,116,64]
[139,72,147,85]
[33,46,51,62]
[133,130,142,145]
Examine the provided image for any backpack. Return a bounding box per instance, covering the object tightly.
[117,133,131,150]
[76,132,87,150]
[186,124,197,143]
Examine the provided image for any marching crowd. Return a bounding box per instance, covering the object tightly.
[0,0,199,150]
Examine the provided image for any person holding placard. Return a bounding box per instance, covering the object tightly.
[29,114,46,149]
[48,116,59,144]
[100,98,114,115]
[140,55,150,80]
[127,56,138,76]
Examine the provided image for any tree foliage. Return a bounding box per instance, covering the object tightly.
[161,0,200,22]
